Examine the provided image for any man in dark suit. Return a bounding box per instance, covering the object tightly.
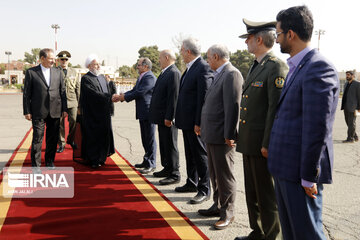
[341,70,360,143]
[23,48,67,172]
[175,37,213,204]
[120,57,157,174]
[149,50,181,185]
[268,6,339,240]
[198,44,242,230]
[80,54,117,169]
[235,19,288,240]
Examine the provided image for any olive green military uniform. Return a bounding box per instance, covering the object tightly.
[58,67,80,147]
[236,51,288,240]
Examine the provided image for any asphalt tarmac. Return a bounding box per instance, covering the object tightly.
[0,93,359,240]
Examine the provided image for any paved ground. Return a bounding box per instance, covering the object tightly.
[0,93,359,240]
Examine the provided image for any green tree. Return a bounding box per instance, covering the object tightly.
[175,53,186,73]
[24,48,41,64]
[230,50,255,78]
[138,45,161,76]
[72,64,82,68]
[23,64,32,74]
[118,65,137,78]
[0,64,5,74]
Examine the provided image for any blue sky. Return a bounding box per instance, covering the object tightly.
[0,0,357,71]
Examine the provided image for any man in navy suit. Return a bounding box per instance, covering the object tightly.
[149,50,181,185]
[120,57,157,174]
[175,38,213,204]
[268,6,339,240]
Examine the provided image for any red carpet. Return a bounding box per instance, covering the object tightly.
[0,126,208,240]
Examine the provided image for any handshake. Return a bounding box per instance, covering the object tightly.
[112,93,125,103]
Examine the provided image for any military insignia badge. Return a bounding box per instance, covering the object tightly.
[275,77,285,88]
[251,81,264,87]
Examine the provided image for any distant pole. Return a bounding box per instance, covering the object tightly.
[5,51,12,85]
[51,24,60,54]
[315,29,325,51]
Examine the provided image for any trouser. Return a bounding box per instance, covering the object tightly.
[158,124,180,177]
[274,177,326,240]
[207,143,236,220]
[31,115,60,167]
[344,110,358,140]
[139,120,157,168]
[243,154,282,240]
[59,107,78,146]
[182,129,210,196]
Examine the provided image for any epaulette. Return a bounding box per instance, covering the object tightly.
[268,57,278,62]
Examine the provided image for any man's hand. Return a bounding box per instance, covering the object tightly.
[24,114,32,121]
[261,147,268,158]
[303,184,318,199]
[62,112,68,118]
[112,94,120,102]
[194,125,201,136]
[164,119,172,127]
[225,139,236,147]
[119,93,125,102]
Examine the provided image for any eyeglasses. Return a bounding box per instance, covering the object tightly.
[60,58,68,61]
[276,32,285,38]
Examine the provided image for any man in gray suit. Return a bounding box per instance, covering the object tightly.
[341,70,360,143]
[23,48,67,172]
[198,44,242,230]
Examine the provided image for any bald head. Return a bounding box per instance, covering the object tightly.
[159,49,176,69]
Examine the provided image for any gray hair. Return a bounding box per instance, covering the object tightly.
[182,37,201,56]
[255,30,276,48]
[161,49,176,61]
[140,57,152,70]
[208,44,230,60]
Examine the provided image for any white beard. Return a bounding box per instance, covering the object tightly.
[91,69,100,76]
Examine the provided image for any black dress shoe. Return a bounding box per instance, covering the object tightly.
[45,162,56,170]
[153,168,170,178]
[214,216,234,230]
[159,176,180,185]
[189,192,210,204]
[134,163,146,168]
[70,142,77,149]
[91,163,101,169]
[343,139,354,143]
[175,184,198,193]
[198,207,220,217]
[140,167,155,174]
[234,237,250,240]
[56,145,65,153]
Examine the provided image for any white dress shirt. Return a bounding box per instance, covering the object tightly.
[40,64,51,87]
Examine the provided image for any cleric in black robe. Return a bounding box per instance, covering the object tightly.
[79,54,117,168]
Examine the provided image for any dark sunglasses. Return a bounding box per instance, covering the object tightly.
[60,58,68,61]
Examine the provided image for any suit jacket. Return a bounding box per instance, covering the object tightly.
[236,52,288,155]
[268,49,339,184]
[341,80,360,112]
[23,65,67,119]
[175,57,213,130]
[125,71,156,120]
[149,64,180,125]
[201,63,243,144]
[60,67,80,109]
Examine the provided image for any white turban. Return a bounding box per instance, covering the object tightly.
[85,54,99,68]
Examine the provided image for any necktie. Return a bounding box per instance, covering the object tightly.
[63,69,68,77]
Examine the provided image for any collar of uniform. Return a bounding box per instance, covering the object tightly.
[256,50,272,63]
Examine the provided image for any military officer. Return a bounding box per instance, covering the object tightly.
[57,50,81,153]
[235,19,288,240]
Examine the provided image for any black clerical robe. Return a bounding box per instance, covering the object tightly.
[80,72,115,165]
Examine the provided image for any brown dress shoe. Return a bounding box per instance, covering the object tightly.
[214,216,234,230]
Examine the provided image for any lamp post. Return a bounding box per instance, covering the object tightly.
[5,51,12,85]
[315,29,325,51]
[51,24,60,54]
